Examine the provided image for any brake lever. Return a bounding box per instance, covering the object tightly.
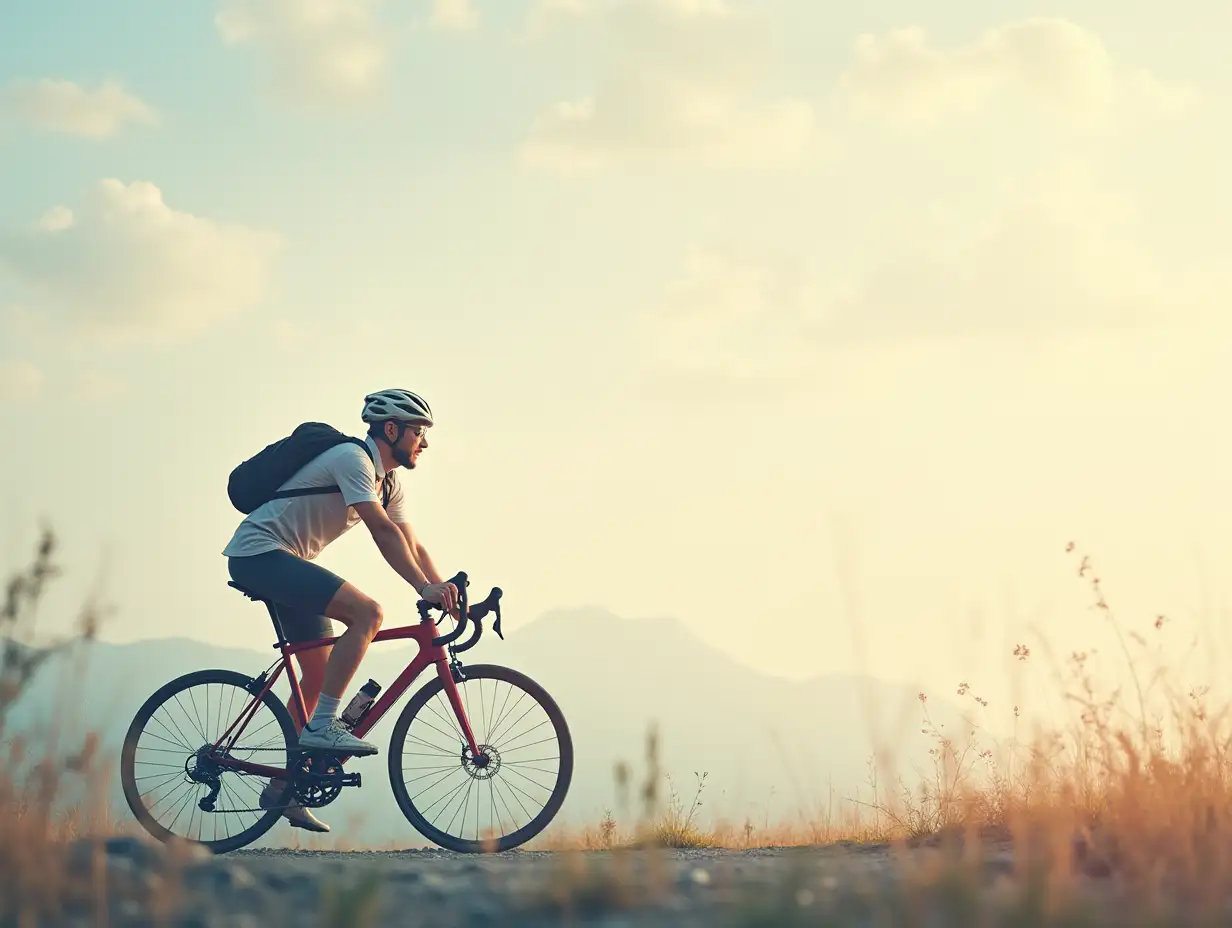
[492,602,504,640]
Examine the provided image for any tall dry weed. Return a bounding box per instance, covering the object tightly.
[0,527,122,923]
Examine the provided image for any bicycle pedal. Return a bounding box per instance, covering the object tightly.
[297,750,346,763]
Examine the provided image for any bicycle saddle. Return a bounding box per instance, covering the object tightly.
[227,580,265,602]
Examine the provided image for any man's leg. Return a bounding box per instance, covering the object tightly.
[290,646,331,732]
[295,582,384,753]
[314,582,384,706]
[259,611,336,833]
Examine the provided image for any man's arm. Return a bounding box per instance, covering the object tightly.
[353,502,459,614]
[396,522,444,585]
[353,502,431,592]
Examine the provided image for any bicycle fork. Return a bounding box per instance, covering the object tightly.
[438,657,482,759]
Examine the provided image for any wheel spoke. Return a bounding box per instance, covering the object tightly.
[425,695,466,743]
[410,765,468,806]
[499,718,551,750]
[421,775,473,824]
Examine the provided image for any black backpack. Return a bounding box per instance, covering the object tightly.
[227,422,392,514]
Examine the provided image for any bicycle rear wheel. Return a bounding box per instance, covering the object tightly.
[388,664,573,852]
[120,669,297,854]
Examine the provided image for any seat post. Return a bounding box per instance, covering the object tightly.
[265,603,291,648]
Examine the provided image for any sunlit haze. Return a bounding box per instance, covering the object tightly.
[3,0,1231,743]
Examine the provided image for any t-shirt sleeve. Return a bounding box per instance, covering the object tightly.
[383,476,408,524]
[324,445,382,508]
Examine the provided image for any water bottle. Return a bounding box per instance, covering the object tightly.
[340,679,382,729]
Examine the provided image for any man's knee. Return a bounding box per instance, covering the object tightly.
[324,582,384,637]
[355,599,383,638]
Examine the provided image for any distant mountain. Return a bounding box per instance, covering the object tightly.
[6,606,970,849]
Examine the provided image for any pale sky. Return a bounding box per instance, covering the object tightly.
[2,0,1231,736]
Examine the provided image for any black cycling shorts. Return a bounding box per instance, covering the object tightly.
[227,550,345,643]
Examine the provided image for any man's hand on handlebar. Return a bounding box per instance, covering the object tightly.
[420,580,460,617]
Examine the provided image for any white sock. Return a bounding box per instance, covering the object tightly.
[307,694,340,730]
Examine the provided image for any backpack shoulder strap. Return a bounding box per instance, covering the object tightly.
[268,436,392,508]
[345,438,391,509]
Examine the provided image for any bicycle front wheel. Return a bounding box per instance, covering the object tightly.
[388,664,573,852]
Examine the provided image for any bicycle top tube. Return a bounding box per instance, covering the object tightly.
[231,568,503,653]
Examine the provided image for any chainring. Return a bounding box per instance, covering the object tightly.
[292,753,347,809]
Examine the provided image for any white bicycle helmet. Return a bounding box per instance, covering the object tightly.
[361,388,434,427]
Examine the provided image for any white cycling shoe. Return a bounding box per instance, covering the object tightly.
[259,780,330,833]
[298,718,379,756]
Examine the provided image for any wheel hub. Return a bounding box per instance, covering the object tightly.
[186,746,221,784]
[463,744,501,780]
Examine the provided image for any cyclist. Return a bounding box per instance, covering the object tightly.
[222,388,460,832]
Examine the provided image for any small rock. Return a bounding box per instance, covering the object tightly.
[166,838,214,867]
[689,868,710,886]
[982,851,1016,878]
[65,834,163,876]
[186,862,257,892]
[466,899,501,926]
[105,834,168,869]
[176,914,217,928]
[420,871,447,889]
[262,873,291,891]
[215,862,257,890]
[118,899,142,919]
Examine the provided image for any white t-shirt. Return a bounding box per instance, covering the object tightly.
[222,435,407,560]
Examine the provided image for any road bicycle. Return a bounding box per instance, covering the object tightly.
[119,571,573,854]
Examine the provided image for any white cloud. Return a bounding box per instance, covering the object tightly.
[522,0,592,37]
[72,370,127,402]
[429,0,480,32]
[0,179,281,344]
[642,164,1221,382]
[643,245,825,381]
[0,361,41,402]
[0,80,155,137]
[830,163,1206,340]
[215,0,388,104]
[521,0,817,171]
[838,18,1196,130]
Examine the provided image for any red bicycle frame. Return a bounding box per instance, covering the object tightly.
[208,618,480,780]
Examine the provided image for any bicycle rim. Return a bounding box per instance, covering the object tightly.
[120,669,296,854]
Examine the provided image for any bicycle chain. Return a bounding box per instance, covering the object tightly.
[192,746,341,815]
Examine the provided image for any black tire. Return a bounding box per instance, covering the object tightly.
[388,664,573,852]
[120,669,298,855]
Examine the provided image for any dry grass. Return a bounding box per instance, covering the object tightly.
[533,540,1232,923]
[0,528,161,924]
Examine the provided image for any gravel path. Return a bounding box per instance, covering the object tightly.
[42,832,1128,927]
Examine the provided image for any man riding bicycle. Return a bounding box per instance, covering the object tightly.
[221,388,460,832]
